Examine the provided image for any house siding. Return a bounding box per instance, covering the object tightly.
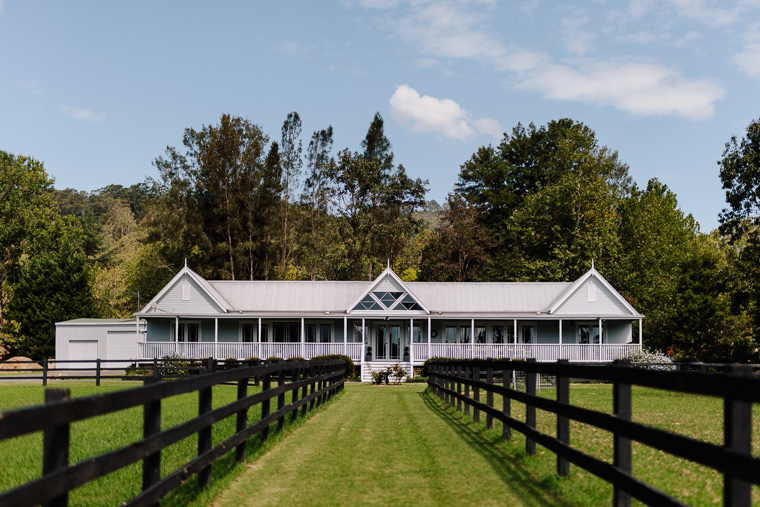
[553,278,631,316]
[155,274,222,315]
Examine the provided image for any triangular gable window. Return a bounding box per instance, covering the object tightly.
[352,290,421,311]
[348,269,429,314]
[355,295,382,310]
[400,295,420,310]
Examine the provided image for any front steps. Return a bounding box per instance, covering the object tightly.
[361,361,413,383]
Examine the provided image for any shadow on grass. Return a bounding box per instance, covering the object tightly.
[160,390,345,507]
[419,389,576,507]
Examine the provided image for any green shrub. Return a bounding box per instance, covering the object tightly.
[159,353,194,376]
[421,357,452,377]
[619,348,675,371]
[310,354,356,379]
[222,357,240,370]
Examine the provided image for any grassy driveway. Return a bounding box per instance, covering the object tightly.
[212,383,572,506]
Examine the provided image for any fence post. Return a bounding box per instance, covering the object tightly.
[235,375,248,463]
[486,366,494,430]
[152,357,159,379]
[456,365,462,412]
[43,388,70,507]
[613,359,632,507]
[309,364,317,410]
[301,364,310,416]
[292,366,301,422]
[198,381,213,488]
[503,361,512,440]
[142,377,161,498]
[96,358,101,387]
[473,364,480,423]
[724,364,753,507]
[525,359,537,455]
[463,365,470,415]
[557,359,570,477]
[277,368,286,432]
[42,358,49,387]
[262,373,271,441]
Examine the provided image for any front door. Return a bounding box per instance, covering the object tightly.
[375,323,402,360]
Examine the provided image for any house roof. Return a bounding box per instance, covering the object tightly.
[135,265,642,319]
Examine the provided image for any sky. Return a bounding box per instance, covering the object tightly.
[2,1,760,233]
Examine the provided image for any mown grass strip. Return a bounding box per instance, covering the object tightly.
[213,383,577,506]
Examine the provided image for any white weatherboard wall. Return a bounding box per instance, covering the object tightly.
[56,319,146,368]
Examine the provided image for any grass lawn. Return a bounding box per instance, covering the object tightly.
[0,379,334,506]
[2,381,758,506]
[213,383,575,506]
[454,382,760,505]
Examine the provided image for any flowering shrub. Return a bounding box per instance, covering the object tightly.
[618,348,676,371]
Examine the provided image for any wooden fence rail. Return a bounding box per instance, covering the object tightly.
[0,359,345,507]
[427,359,760,507]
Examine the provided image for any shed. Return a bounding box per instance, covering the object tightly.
[55,318,146,368]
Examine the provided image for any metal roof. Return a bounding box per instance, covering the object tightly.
[209,279,571,314]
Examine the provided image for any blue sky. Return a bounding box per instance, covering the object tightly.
[2,1,760,232]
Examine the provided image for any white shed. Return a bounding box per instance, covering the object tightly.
[55,318,146,368]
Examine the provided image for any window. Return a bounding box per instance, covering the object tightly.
[492,326,504,344]
[577,322,600,344]
[519,323,536,344]
[352,290,421,311]
[176,321,200,342]
[320,324,331,343]
[306,323,332,343]
[241,323,256,343]
[412,324,423,343]
[476,326,486,343]
[445,325,470,343]
[273,322,300,342]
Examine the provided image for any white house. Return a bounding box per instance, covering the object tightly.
[118,263,642,380]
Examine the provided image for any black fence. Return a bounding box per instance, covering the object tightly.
[0,358,345,507]
[427,359,760,507]
[0,357,259,385]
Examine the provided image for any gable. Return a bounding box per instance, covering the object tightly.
[152,273,226,315]
[348,269,428,314]
[551,277,633,317]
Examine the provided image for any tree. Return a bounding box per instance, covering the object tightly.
[329,114,427,280]
[718,116,760,327]
[457,119,631,240]
[5,218,95,358]
[0,152,57,330]
[300,126,336,280]
[148,114,271,281]
[613,179,699,350]
[456,119,631,280]
[668,235,755,362]
[419,193,492,281]
[505,170,620,281]
[278,112,303,277]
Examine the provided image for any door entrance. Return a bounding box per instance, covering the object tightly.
[374,323,401,360]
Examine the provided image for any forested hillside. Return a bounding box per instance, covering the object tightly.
[2,113,758,363]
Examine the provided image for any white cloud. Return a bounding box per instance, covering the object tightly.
[364,0,725,120]
[389,84,502,140]
[516,60,724,120]
[59,106,106,122]
[734,24,760,77]
[667,0,742,27]
[560,10,595,55]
